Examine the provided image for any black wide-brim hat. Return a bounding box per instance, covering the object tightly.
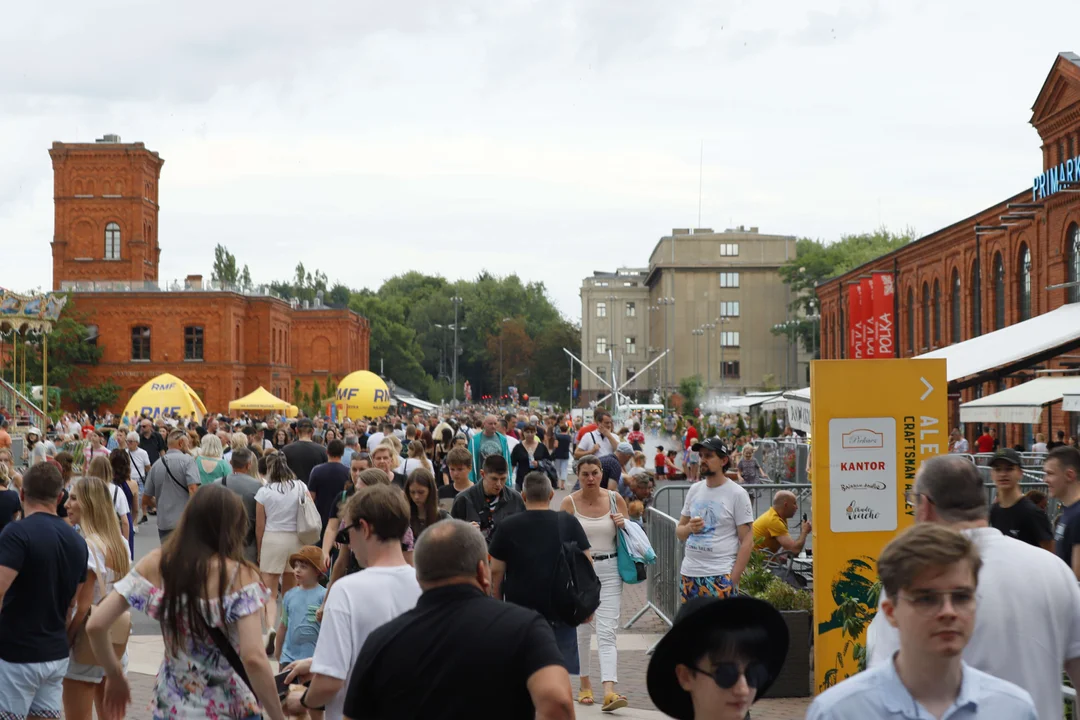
[647,596,789,720]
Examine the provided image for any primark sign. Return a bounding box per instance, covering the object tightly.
[1033,159,1080,201]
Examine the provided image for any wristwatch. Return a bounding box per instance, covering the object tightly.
[300,688,325,711]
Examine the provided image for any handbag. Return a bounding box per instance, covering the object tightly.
[295,482,322,545]
[72,606,132,666]
[610,493,646,584]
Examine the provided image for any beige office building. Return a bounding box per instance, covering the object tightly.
[580,227,808,404]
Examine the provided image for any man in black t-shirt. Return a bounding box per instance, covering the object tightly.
[0,463,88,720]
[989,448,1053,549]
[490,471,590,675]
[1046,446,1080,578]
[137,417,166,462]
[283,419,329,484]
[307,440,350,542]
[343,520,574,719]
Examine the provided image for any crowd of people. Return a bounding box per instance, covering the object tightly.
[7,399,1079,719]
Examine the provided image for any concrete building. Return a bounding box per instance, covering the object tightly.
[49,135,369,413]
[579,268,651,403]
[580,227,807,405]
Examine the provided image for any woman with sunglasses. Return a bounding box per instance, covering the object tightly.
[647,596,788,720]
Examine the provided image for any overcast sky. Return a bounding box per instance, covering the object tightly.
[1,0,1077,322]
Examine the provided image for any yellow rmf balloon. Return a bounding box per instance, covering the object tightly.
[334,370,392,420]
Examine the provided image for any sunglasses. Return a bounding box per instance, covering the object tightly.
[689,661,769,690]
[335,518,367,545]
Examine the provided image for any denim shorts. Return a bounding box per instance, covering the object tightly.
[550,621,579,675]
[0,656,68,719]
[65,651,128,684]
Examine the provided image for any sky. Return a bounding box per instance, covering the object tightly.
[1,0,1077,322]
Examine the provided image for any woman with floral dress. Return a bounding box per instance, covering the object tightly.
[87,484,287,720]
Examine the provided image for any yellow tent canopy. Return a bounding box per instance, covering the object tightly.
[287,405,299,418]
[122,373,207,423]
[228,386,291,413]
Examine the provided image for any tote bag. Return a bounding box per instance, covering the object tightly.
[295,483,322,545]
[610,493,646,584]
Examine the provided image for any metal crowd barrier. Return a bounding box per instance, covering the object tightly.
[624,507,683,651]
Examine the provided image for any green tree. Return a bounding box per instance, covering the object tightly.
[768,412,781,437]
[239,265,253,292]
[211,244,240,286]
[68,382,122,413]
[736,415,747,435]
[311,380,323,414]
[774,227,916,355]
[678,376,703,414]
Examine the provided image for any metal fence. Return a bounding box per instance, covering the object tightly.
[624,507,683,648]
[754,439,810,484]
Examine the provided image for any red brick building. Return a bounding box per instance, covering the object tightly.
[50,135,369,413]
[816,53,1080,444]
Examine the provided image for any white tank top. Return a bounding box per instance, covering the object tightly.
[569,494,617,555]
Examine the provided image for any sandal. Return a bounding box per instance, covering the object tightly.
[602,692,628,712]
[577,689,594,705]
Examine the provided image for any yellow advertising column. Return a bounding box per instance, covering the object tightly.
[811,358,947,692]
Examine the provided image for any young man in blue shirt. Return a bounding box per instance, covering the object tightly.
[808,523,1037,720]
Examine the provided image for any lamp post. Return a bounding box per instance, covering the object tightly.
[498,316,512,401]
[451,296,463,402]
[657,297,675,393]
[703,321,716,389]
[692,328,703,377]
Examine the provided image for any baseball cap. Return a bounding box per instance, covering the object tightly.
[691,437,729,456]
[616,441,635,454]
[992,448,1022,467]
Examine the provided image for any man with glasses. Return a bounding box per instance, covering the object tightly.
[137,418,165,462]
[868,455,1080,720]
[809,523,1036,719]
[988,448,1053,549]
[125,432,151,525]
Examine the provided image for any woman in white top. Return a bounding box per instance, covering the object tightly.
[86,455,131,545]
[255,453,310,629]
[399,440,432,478]
[63,475,131,719]
[560,454,630,712]
[1032,433,1048,454]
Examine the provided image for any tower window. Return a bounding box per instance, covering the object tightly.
[184,326,204,361]
[105,222,121,260]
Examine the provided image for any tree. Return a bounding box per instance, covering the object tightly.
[774,227,916,355]
[768,412,780,437]
[485,318,533,395]
[756,414,766,437]
[736,415,747,435]
[239,265,253,292]
[677,376,703,415]
[311,381,323,414]
[211,244,240,286]
[68,382,122,413]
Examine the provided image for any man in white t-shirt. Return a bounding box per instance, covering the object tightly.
[574,409,618,459]
[866,455,1080,720]
[675,437,753,602]
[365,422,391,453]
[282,484,421,720]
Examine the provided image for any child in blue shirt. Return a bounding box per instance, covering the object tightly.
[273,546,327,666]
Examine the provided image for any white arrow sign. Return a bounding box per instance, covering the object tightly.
[920,377,933,401]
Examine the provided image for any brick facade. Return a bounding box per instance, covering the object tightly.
[50,136,369,414]
[816,54,1080,446]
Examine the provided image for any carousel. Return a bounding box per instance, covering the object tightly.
[0,287,68,421]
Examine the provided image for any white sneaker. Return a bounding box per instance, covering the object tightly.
[132,524,139,534]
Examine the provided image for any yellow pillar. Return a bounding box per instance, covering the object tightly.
[42,333,48,416]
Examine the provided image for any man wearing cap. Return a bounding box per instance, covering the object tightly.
[989,448,1053,550]
[675,438,753,602]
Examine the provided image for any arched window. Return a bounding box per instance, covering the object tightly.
[1068,224,1080,304]
[1018,244,1032,321]
[104,222,121,260]
[932,279,941,346]
[972,259,982,337]
[921,283,930,350]
[950,270,961,343]
[993,252,1005,330]
[907,288,915,355]
[131,326,151,361]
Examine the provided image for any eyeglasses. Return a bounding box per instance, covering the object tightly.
[689,661,769,690]
[904,490,935,509]
[898,589,976,614]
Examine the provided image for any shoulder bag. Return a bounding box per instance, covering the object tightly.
[160,457,190,495]
[611,492,646,584]
[295,482,322,545]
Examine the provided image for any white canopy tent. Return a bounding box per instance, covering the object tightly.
[1065,394,1080,413]
[917,303,1080,383]
[959,377,1080,424]
[784,387,812,433]
[716,392,783,413]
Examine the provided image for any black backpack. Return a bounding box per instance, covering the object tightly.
[550,534,601,627]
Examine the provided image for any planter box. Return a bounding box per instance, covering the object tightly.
[760,610,811,698]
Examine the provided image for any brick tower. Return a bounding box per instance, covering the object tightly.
[49,135,165,290]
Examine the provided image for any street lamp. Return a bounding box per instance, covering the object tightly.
[691,328,704,377]
[702,321,716,389]
[807,299,820,359]
[657,297,675,393]
[498,316,512,401]
[451,296,463,402]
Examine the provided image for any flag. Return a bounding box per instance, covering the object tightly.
[861,277,875,359]
[871,272,895,357]
[847,283,864,359]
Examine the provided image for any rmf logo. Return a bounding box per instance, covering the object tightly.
[151,383,177,391]
[373,389,388,401]
[336,388,359,400]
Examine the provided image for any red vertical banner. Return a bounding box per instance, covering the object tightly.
[847,284,863,359]
[872,271,895,357]
[860,277,876,358]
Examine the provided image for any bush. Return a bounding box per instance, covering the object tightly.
[756,576,814,612]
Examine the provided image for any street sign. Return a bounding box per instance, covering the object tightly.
[810,358,947,694]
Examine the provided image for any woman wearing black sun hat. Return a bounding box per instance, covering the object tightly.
[647,596,789,720]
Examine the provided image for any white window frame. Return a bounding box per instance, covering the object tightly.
[625,336,636,354]
[596,302,607,318]
[720,301,740,317]
[625,301,636,317]
[719,272,740,288]
[596,337,607,354]
[721,331,740,347]
[720,243,739,256]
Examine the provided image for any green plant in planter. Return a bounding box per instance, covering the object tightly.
[756,577,813,612]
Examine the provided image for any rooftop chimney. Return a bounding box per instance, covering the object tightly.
[185,274,203,290]
[749,226,759,233]
[692,228,714,234]
[672,228,690,236]
[96,134,122,143]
